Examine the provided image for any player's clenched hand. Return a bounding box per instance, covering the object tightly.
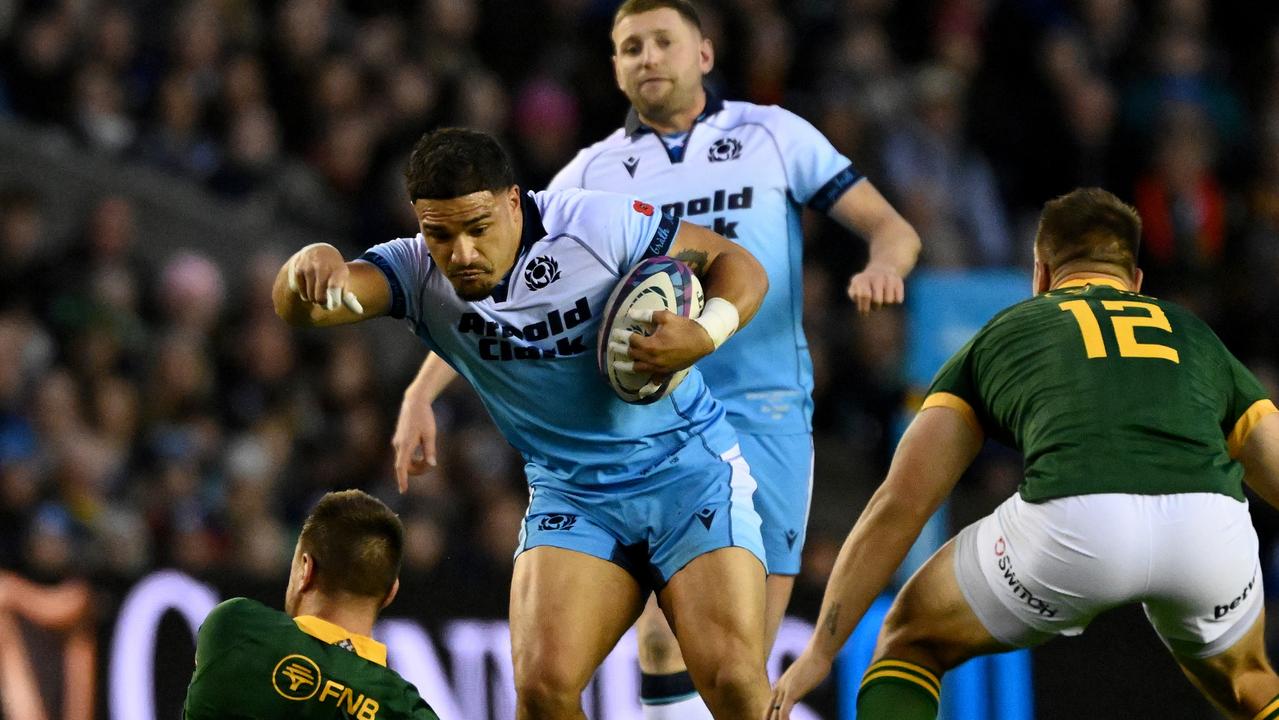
[287,243,364,314]
[847,261,905,315]
[766,649,832,720]
[392,390,438,494]
[611,308,714,376]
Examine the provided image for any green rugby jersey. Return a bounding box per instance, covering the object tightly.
[184,598,439,720]
[923,278,1276,503]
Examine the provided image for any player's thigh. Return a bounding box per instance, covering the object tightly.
[634,566,795,673]
[738,431,813,577]
[1174,612,1279,719]
[876,540,1013,670]
[509,546,646,690]
[658,546,767,675]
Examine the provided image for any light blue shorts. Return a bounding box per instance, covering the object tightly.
[515,440,765,590]
[738,432,814,575]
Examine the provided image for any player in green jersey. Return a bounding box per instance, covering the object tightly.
[184,490,440,720]
[767,187,1279,720]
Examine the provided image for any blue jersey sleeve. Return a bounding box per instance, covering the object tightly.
[769,107,862,212]
[359,237,431,321]
[534,189,679,274]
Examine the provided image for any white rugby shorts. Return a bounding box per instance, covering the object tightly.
[954,492,1262,659]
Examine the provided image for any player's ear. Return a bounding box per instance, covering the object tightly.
[381,578,400,610]
[299,552,316,591]
[1132,267,1144,292]
[700,35,714,73]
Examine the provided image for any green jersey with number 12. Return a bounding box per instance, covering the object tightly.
[923,278,1276,503]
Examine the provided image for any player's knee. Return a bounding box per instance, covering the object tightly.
[1219,657,1278,709]
[514,671,581,716]
[513,648,588,712]
[877,607,949,671]
[692,656,766,705]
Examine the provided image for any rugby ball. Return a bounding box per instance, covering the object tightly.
[597,256,705,404]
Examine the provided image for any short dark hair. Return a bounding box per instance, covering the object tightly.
[612,0,702,33]
[298,490,403,600]
[1035,187,1142,276]
[404,128,515,201]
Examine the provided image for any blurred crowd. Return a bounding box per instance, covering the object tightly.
[1,0,1279,622]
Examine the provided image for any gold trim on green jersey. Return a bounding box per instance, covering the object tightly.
[294,616,388,667]
[1055,277,1131,291]
[1229,399,1278,459]
[921,392,983,437]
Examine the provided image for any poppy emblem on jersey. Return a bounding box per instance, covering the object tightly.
[623,156,640,177]
[524,256,561,291]
[707,137,742,162]
[538,513,577,531]
[272,654,322,701]
[994,537,1006,557]
[632,199,655,216]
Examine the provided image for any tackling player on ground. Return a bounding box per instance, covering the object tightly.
[391,3,920,716]
[274,128,774,719]
[768,187,1279,719]
[184,490,440,719]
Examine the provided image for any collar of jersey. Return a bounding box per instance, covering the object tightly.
[1055,277,1130,291]
[294,615,388,667]
[487,190,547,303]
[624,86,725,137]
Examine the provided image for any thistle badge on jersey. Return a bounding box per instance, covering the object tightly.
[708,137,742,162]
[524,256,561,291]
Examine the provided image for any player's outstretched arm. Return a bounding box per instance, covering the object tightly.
[623,222,768,375]
[1241,412,1279,509]
[392,353,460,493]
[830,180,921,314]
[273,243,391,327]
[767,406,982,719]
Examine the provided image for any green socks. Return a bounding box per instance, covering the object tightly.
[856,659,941,720]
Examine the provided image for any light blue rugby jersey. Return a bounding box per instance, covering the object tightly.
[548,92,861,435]
[361,189,737,488]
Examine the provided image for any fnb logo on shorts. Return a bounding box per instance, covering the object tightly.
[993,536,1058,618]
[1214,573,1256,619]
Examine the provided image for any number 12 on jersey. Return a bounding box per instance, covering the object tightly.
[1059,299,1180,363]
